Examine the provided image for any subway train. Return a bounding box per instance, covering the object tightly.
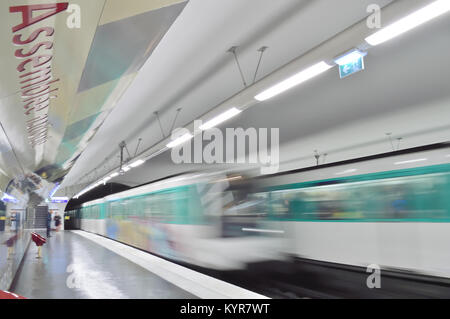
[66,171,287,270]
[67,143,450,279]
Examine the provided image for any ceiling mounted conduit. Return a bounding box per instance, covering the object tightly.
[73,0,448,198]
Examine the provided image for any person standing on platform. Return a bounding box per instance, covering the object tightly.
[46,211,52,238]
[54,213,61,232]
[10,212,16,233]
[14,211,20,234]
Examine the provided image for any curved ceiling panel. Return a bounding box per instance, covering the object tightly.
[0,0,187,199]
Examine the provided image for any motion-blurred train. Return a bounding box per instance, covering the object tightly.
[66,143,450,278]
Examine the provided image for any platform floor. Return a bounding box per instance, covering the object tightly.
[11,231,195,299]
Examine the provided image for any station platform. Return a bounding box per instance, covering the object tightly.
[10,230,267,299]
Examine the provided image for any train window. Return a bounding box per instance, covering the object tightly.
[220,192,269,238]
[266,171,450,222]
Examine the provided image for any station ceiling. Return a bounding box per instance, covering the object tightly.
[62,0,450,191]
[0,1,449,199]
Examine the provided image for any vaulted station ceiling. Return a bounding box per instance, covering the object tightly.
[0,0,449,202]
[60,0,450,196]
[61,0,397,192]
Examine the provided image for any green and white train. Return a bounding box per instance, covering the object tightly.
[67,144,450,277]
[66,172,286,270]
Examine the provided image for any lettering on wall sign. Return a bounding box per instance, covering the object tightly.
[9,3,68,147]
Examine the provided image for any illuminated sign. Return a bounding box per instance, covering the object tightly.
[335,49,367,79]
[49,196,69,203]
[1,193,18,203]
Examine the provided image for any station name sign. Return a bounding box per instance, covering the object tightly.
[9,3,68,147]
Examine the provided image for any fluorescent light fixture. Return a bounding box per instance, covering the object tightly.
[52,196,68,200]
[336,169,358,175]
[254,61,333,101]
[365,0,450,46]
[75,179,105,198]
[110,172,119,178]
[49,183,60,198]
[199,107,242,130]
[1,193,18,203]
[166,133,193,148]
[143,147,168,162]
[334,49,367,65]
[130,159,145,168]
[122,166,131,172]
[395,158,428,165]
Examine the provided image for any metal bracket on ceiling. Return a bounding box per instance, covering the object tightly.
[169,108,182,133]
[154,107,183,138]
[253,46,268,84]
[386,133,394,151]
[314,150,320,166]
[227,46,247,88]
[70,107,184,194]
[396,137,403,151]
[119,141,126,174]
[133,138,142,157]
[313,150,328,166]
[386,133,404,151]
[154,111,166,138]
